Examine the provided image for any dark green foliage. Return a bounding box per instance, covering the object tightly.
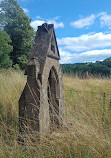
[0,0,35,69]
[17,55,28,69]
[0,30,12,68]
[0,9,6,30]
[61,57,111,78]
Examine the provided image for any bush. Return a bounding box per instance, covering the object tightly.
[13,64,20,70]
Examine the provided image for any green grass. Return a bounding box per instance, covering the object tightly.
[0,70,111,158]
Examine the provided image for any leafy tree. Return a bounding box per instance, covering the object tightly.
[0,30,13,68]
[0,0,35,69]
[0,8,6,30]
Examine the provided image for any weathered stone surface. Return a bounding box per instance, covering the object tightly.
[19,23,64,134]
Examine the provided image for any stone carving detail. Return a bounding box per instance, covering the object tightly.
[19,23,64,134]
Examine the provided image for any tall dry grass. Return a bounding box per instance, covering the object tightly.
[0,70,111,158]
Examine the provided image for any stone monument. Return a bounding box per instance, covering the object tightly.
[19,23,64,134]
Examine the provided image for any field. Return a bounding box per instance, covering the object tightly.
[0,69,111,158]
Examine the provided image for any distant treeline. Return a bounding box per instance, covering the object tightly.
[61,57,111,78]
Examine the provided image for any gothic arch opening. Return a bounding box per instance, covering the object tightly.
[47,66,60,131]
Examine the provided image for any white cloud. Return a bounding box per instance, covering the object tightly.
[30,17,64,31]
[47,17,64,29]
[70,14,96,28]
[70,12,111,29]
[48,20,64,29]
[30,20,45,30]
[99,12,111,29]
[58,31,111,63]
[58,32,111,52]
[79,49,111,60]
[60,48,111,64]
[60,49,74,64]
[22,8,29,13]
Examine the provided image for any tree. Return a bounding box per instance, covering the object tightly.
[0,0,35,69]
[0,30,13,68]
[0,8,6,30]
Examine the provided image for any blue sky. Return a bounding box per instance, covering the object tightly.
[17,0,111,63]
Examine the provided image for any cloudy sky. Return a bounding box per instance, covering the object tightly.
[17,0,111,63]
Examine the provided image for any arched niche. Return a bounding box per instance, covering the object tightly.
[47,66,60,131]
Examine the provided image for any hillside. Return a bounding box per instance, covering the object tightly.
[61,57,111,78]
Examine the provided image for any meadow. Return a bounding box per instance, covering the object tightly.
[0,69,111,158]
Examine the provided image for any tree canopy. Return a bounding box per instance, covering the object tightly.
[0,0,35,69]
[0,30,13,68]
